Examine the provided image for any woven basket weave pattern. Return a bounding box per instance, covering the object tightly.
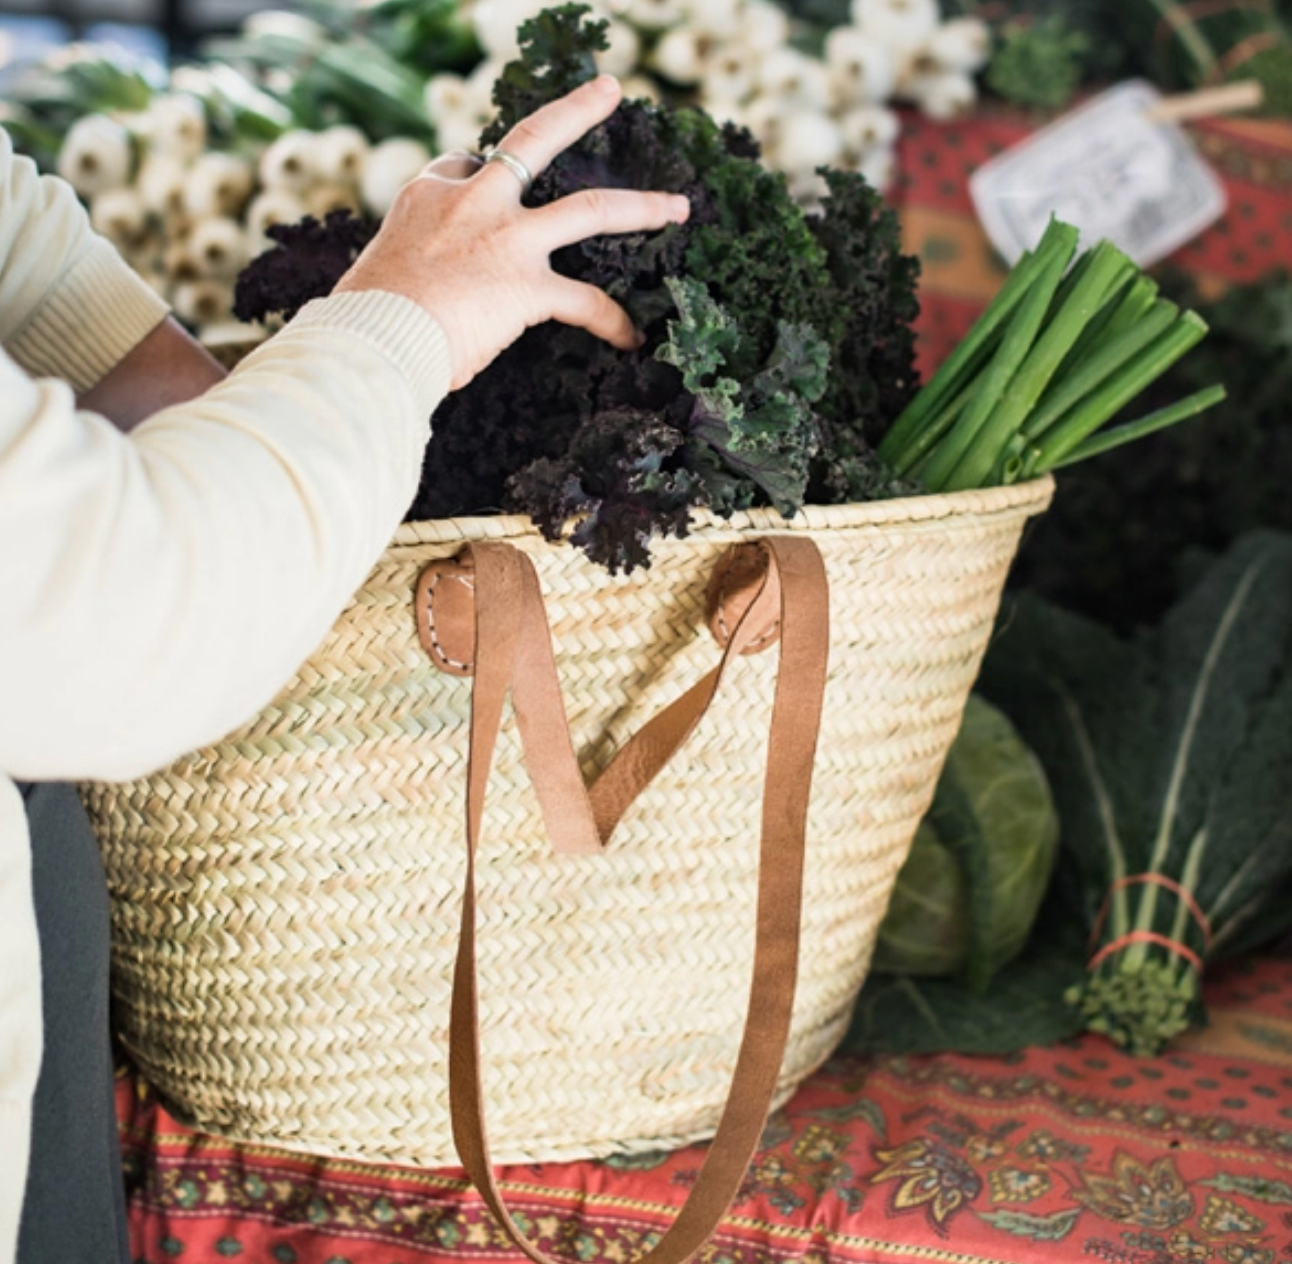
[84,480,1052,1168]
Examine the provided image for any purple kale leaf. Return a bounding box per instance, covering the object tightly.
[233,210,378,324]
[507,407,701,573]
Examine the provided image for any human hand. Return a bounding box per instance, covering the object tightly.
[332,74,691,390]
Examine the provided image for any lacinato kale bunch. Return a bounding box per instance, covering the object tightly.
[234,3,921,572]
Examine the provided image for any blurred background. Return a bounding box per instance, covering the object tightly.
[0,0,261,65]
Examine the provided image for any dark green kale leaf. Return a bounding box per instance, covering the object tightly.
[681,140,834,369]
[483,3,608,143]
[806,168,921,503]
[980,531,1292,1054]
[657,277,826,516]
[843,892,1087,1056]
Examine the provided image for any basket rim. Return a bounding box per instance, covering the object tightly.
[391,475,1056,547]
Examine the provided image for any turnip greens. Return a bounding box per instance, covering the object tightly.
[979,532,1292,1056]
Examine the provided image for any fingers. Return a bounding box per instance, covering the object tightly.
[529,187,690,251]
[546,276,643,351]
[476,74,623,196]
[421,150,484,183]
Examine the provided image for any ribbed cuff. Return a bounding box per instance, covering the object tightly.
[285,291,453,420]
[8,238,169,394]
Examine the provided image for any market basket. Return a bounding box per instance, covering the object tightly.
[82,478,1052,1187]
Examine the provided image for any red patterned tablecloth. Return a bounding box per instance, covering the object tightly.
[118,957,1292,1264]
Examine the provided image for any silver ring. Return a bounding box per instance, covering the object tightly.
[483,146,534,195]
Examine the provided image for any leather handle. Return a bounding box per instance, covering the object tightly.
[422,537,830,1264]
[417,540,789,856]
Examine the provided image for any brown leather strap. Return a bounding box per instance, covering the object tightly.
[432,536,829,1264]
[417,541,788,855]
[584,542,783,842]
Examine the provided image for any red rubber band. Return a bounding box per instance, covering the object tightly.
[1088,872,1214,954]
[1087,930,1204,975]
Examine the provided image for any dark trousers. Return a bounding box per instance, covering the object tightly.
[16,782,131,1264]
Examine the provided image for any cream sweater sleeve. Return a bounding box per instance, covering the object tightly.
[0,131,452,1260]
[0,126,453,780]
[0,127,170,390]
[0,292,452,780]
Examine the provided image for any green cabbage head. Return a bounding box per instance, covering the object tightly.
[872,693,1060,993]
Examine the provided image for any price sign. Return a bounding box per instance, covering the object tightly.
[969,80,1228,268]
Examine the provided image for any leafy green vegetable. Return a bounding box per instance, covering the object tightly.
[873,820,971,979]
[872,694,1060,991]
[655,276,827,516]
[201,0,478,144]
[984,16,1092,110]
[235,4,922,571]
[203,27,437,143]
[1,52,160,170]
[357,0,481,78]
[978,530,1292,1056]
[234,211,378,324]
[845,888,1087,1056]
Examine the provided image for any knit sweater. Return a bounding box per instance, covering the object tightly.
[0,128,452,1258]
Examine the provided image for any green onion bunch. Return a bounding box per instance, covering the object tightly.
[877,217,1226,492]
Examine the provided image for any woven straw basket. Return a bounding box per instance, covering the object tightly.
[82,478,1052,1175]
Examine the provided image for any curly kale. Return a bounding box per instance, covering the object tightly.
[234,4,922,571]
[233,211,379,324]
[509,408,700,573]
[806,167,921,502]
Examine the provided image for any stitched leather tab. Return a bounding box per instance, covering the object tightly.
[706,543,781,655]
[417,555,477,677]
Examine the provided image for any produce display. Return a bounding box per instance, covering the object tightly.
[4,0,1285,1063]
[979,532,1292,1055]
[425,0,990,203]
[0,0,997,345]
[939,0,1291,112]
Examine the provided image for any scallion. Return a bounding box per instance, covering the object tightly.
[878,216,1225,493]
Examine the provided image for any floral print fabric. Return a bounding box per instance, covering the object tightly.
[118,957,1292,1264]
